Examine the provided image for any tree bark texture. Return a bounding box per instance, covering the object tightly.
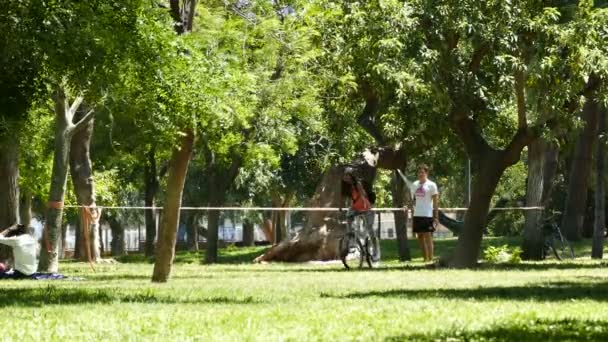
[522,139,547,260]
[70,107,101,262]
[151,129,194,282]
[448,153,507,268]
[0,137,19,260]
[272,193,292,245]
[39,88,94,273]
[592,106,606,259]
[19,191,32,230]
[243,219,255,247]
[109,216,127,257]
[255,150,382,263]
[562,99,600,241]
[391,169,411,261]
[204,158,241,264]
[186,212,199,251]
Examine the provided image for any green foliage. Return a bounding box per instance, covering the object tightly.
[483,244,523,264]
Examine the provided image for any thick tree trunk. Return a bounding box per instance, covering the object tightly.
[448,154,505,268]
[0,138,19,261]
[562,99,600,241]
[144,147,159,257]
[151,129,194,282]
[255,149,385,263]
[391,169,411,261]
[70,107,101,262]
[39,88,94,272]
[243,219,255,247]
[522,139,547,260]
[271,193,292,245]
[109,216,127,257]
[592,107,606,259]
[541,145,559,206]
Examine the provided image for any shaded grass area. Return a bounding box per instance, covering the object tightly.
[116,235,594,265]
[3,237,608,340]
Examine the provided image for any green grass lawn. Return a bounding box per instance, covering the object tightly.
[3,237,608,341]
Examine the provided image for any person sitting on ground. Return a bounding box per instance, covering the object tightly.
[341,167,380,265]
[0,224,37,279]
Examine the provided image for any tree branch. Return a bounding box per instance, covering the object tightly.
[69,96,84,120]
[71,109,95,135]
[468,43,490,73]
[450,111,491,159]
[504,128,534,166]
[514,67,527,130]
[446,31,460,50]
[53,87,69,125]
[357,83,385,145]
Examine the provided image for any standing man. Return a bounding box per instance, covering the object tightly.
[409,164,439,262]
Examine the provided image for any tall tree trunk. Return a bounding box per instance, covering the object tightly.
[204,176,233,264]
[109,216,127,257]
[144,147,159,257]
[0,137,20,260]
[186,212,199,251]
[562,99,600,241]
[271,193,292,245]
[70,107,101,262]
[204,158,242,264]
[242,218,255,247]
[205,201,221,264]
[151,129,194,283]
[39,88,94,272]
[448,154,506,268]
[391,169,411,261]
[255,147,406,263]
[592,107,606,259]
[522,139,547,260]
[19,191,32,230]
[541,145,559,205]
[60,222,69,259]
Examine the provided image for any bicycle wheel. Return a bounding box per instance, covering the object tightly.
[339,233,364,269]
[552,236,575,260]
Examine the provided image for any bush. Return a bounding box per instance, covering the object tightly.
[483,245,522,264]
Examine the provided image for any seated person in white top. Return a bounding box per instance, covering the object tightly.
[0,224,37,279]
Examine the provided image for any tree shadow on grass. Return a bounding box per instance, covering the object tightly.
[323,281,608,302]
[87,273,218,281]
[386,318,608,341]
[0,287,266,307]
[478,262,608,271]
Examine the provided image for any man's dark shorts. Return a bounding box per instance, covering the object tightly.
[413,217,435,234]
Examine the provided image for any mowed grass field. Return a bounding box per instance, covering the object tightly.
[2,238,608,341]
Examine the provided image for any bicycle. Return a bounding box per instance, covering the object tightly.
[338,211,376,269]
[541,220,575,260]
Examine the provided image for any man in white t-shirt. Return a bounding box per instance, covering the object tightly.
[409,164,439,262]
[0,224,37,279]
